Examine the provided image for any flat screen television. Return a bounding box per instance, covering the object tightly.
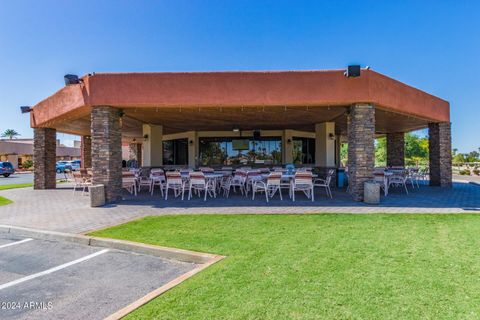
[232,139,250,150]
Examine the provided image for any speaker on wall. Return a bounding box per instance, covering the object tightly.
[345,65,361,77]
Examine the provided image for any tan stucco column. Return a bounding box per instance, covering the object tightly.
[315,122,336,167]
[283,130,294,164]
[142,124,163,167]
[185,131,197,168]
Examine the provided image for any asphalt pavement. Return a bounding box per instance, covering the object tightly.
[0,173,66,186]
[0,232,197,320]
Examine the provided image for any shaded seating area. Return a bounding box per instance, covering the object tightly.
[28,69,452,205]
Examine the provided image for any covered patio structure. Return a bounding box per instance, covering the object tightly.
[30,68,451,203]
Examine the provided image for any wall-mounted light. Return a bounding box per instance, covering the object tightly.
[143,134,149,141]
[329,133,335,140]
[233,128,240,132]
[20,106,33,114]
[189,140,194,145]
[287,138,292,144]
[132,138,136,143]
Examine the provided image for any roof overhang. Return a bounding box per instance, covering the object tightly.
[30,69,450,134]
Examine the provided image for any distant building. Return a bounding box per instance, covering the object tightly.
[0,139,80,169]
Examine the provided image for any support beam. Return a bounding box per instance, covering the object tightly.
[186,131,197,168]
[142,124,163,167]
[91,106,122,203]
[386,132,405,167]
[347,104,375,201]
[80,135,92,168]
[429,122,452,187]
[33,128,56,189]
[315,122,336,167]
[283,130,294,164]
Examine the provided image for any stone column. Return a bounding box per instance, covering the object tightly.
[33,128,56,189]
[429,122,452,187]
[80,135,92,168]
[386,132,405,167]
[347,104,375,201]
[91,106,122,203]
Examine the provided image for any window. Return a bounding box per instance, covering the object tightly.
[163,139,188,165]
[199,137,282,166]
[292,137,315,164]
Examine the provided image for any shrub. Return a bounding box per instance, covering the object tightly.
[22,160,33,169]
[459,169,471,176]
[473,169,480,176]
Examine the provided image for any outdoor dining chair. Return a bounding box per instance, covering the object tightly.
[291,172,314,202]
[72,171,91,196]
[388,170,409,194]
[122,176,137,196]
[187,171,216,201]
[223,170,247,197]
[150,168,166,196]
[165,171,186,200]
[251,172,282,202]
[136,168,152,192]
[313,169,335,198]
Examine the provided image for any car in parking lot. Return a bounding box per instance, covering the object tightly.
[56,161,72,173]
[0,161,15,177]
[66,160,81,170]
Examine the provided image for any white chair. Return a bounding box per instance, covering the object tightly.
[187,172,215,201]
[136,168,152,192]
[165,171,186,200]
[225,170,247,197]
[72,171,91,196]
[406,168,420,188]
[150,168,166,196]
[252,172,282,202]
[313,169,335,198]
[374,173,389,196]
[245,170,262,196]
[388,170,409,194]
[291,172,314,202]
[122,176,137,196]
[199,167,214,173]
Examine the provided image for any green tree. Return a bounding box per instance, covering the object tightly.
[405,133,429,166]
[375,137,387,167]
[1,129,20,139]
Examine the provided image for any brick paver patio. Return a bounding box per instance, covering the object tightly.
[0,182,478,234]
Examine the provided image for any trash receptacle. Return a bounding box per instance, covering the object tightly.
[89,184,105,207]
[337,168,345,188]
[364,181,380,205]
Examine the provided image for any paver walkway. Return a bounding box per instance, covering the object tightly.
[0,182,478,234]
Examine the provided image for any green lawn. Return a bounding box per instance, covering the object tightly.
[91,214,480,320]
[0,196,12,206]
[0,183,33,190]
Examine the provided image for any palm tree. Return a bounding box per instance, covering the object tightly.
[1,129,20,139]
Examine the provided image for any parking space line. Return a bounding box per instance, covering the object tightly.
[0,249,109,291]
[0,238,33,249]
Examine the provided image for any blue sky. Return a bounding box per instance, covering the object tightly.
[0,0,478,151]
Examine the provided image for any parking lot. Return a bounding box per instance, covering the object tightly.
[0,232,197,319]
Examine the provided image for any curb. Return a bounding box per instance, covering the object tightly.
[0,224,225,320]
[0,225,221,264]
